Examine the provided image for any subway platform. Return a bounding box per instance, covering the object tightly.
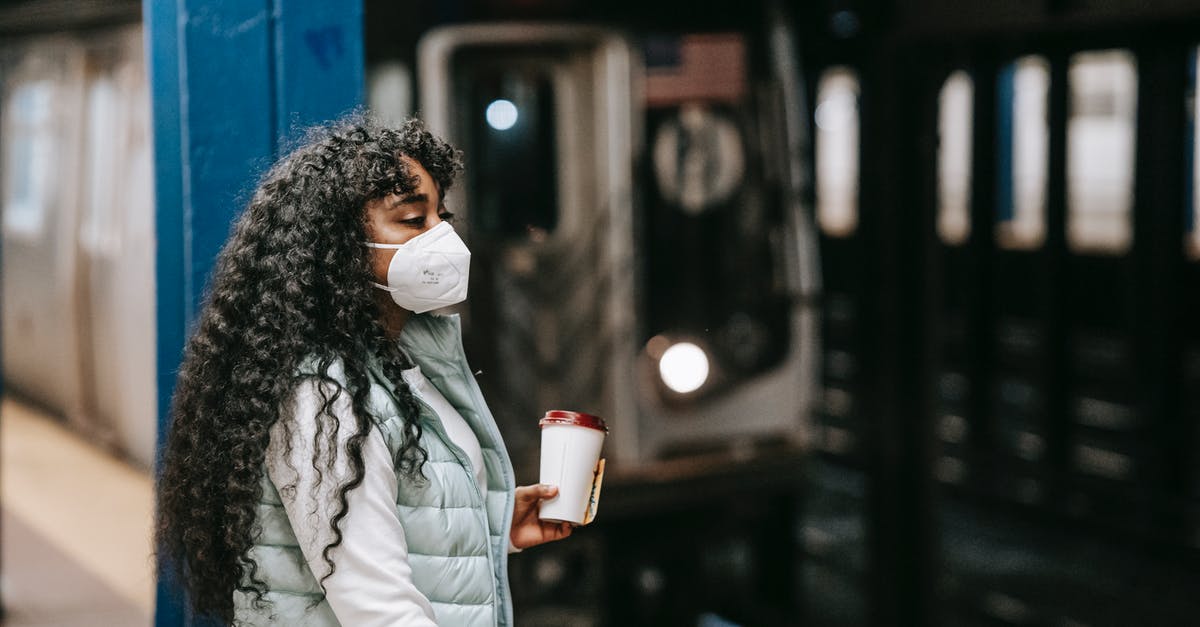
[1,397,153,626]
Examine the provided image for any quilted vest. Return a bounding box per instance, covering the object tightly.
[232,313,516,626]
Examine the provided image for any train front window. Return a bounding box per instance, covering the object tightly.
[1067,50,1137,255]
[997,56,1050,250]
[2,79,53,239]
[452,49,559,240]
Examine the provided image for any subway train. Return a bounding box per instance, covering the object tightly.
[6,0,1200,625]
[407,17,820,474]
[801,3,1200,625]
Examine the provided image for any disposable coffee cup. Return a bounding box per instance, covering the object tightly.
[538,410,608,525]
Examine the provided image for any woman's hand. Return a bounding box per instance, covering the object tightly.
[510,484,574,550]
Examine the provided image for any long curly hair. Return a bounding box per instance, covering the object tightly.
[155,117,464,623]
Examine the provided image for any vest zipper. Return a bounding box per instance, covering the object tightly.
[447,318,514,627]
[393,316,515,627]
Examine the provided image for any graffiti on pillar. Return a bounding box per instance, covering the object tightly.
[304,26,344,70]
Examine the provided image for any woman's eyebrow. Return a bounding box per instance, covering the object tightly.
[397,192,429,205]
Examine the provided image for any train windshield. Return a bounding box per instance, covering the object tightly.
[452,48,560,238]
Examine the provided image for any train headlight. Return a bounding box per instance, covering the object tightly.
[658,342,710,394]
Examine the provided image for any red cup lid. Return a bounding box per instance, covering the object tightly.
[539,410,608,433]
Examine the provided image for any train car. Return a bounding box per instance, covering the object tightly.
[1,15,157,470]
[408,18,819,472]
[797,0,1200,624]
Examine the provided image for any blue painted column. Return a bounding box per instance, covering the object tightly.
[144,1,363,625]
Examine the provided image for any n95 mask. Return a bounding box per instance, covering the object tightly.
[366,221,471,314]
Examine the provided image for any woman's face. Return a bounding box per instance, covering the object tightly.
[363,156,453,287]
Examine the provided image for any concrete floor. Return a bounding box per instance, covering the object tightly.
[1,397,154,626]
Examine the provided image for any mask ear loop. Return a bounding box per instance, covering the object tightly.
[364,242,400,291]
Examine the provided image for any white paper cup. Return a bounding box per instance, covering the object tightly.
[538,410,608,524]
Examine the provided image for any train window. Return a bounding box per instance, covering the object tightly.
[937,70,973,245]
[997,56,1050,250]
[81,75,121,256]
[367,60,413,125]
[1067,50,1137,254]
[1189,46,1200,260]
[1,79,54,238]
[815,67,860,237]
[454,54,559,239]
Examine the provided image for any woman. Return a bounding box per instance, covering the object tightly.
[155,118,572,626]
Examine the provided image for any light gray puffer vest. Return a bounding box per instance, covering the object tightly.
[233,313,516,626]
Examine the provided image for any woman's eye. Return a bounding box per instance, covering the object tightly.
[439,211,456,223]
[402,217,426,227]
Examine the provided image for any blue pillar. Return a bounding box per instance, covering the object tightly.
[145,1,363,625]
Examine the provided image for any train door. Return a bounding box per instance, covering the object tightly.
[417,24,641,472]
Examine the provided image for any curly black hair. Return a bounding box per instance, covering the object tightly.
[155,116,464,623]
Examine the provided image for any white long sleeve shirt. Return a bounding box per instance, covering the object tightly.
[266,365,487,626]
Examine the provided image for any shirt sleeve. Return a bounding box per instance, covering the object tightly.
[266,376,438,627]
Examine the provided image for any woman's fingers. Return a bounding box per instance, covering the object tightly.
[516,484,558,503]
[510,504,577,549]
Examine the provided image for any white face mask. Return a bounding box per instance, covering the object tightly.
[366,221,471,314]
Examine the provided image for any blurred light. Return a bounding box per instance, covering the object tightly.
[816,68,860,237]
[658,342,709,394]
[533,556,565,587]
[636,565,665,596]
[486,99,518,130]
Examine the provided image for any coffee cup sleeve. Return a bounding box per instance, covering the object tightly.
[582,458,606,525]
